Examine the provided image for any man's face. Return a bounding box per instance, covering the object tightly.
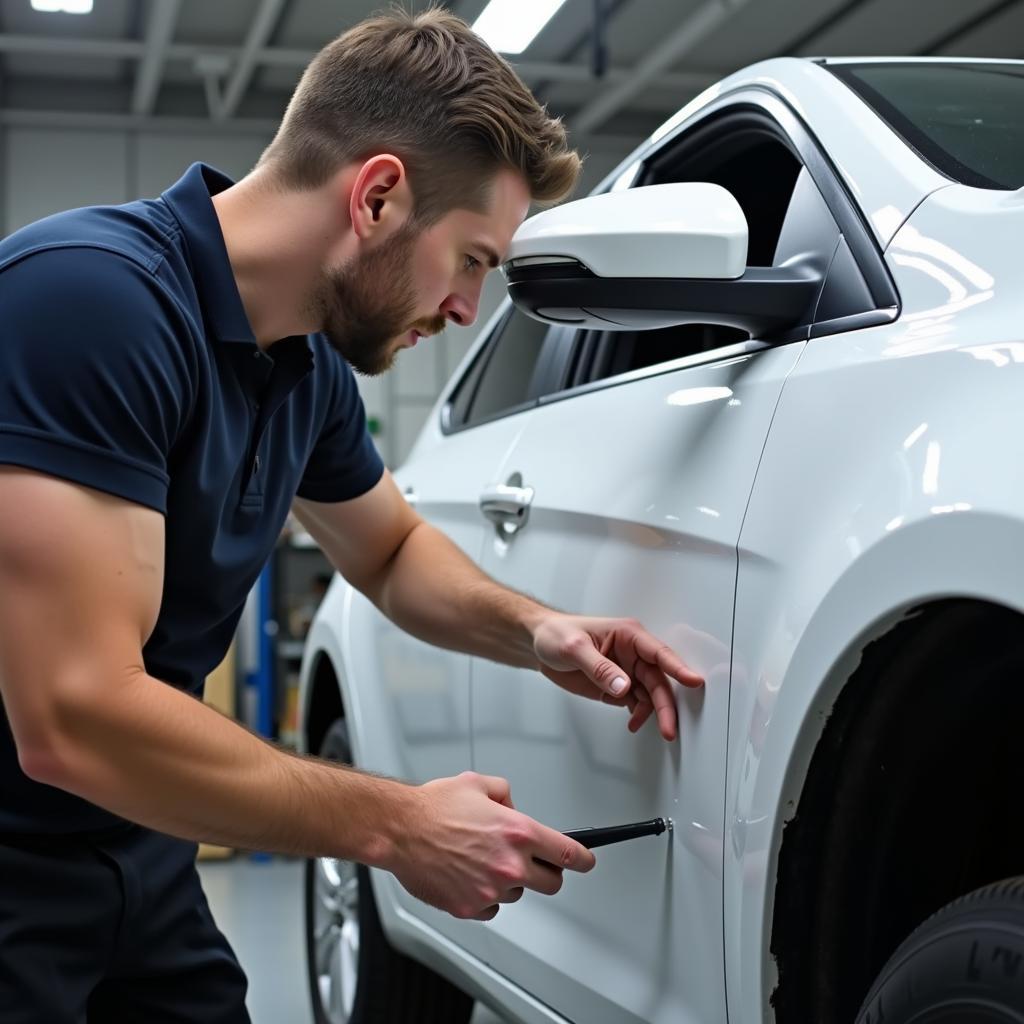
[314,169,531,376]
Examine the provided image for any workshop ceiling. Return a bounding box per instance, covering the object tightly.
[0,0,1020,147]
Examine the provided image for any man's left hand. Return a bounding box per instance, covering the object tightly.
[531,614,705,741]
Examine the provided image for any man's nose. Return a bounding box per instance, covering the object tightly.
[440,290,479,329]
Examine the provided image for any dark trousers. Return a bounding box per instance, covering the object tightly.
[0,823,251,1023]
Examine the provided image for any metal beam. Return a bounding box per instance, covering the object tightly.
[132,0,183,116]
[0,34,144,58]
[219,0,289,119]
[0,107,645,152]
[0,107,280,135]
[569,0,749,135]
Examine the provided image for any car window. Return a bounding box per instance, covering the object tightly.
[445,305,550,430]
[565,115,829,389]
[828,62,1024,190]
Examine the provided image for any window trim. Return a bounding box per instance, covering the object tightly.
[539,338,772,407]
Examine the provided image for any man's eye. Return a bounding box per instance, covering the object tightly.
[463,255,481,272]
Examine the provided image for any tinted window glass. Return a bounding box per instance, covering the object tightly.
[464,306,549,425]
[829,62,1024,189]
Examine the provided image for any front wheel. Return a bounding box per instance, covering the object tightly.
[304,718,475,1024]
[856,877,1024,1023]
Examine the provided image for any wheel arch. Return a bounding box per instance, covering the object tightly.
[767,593,1024,1021]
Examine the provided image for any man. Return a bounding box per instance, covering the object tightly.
[0,7,703,1022]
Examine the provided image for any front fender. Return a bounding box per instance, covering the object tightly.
[726,508,1024,1021]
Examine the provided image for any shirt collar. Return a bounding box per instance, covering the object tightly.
[161,162,259,345]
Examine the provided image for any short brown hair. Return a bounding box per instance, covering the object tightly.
[259,6,581,223]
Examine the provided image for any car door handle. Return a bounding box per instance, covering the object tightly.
[479,482,534,537]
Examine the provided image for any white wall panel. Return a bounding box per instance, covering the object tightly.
[136,132,270,197]
[5,128,128,232]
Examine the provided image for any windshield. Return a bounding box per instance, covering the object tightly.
[828,61,1024,190]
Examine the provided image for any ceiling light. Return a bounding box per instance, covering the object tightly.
[31,0,93,12]
[472,0,568,54]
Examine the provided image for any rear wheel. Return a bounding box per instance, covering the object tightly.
[304,717,475,1024]
[856,877,1024,1023]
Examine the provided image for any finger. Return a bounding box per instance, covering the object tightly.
[478,773,515,808]
[531,823,596,874]
[627,692,656,734]
[635,660,678,740]
[570,636,632,699]
[631,630,704,688]
[628,703,653,733]
[499,886,525,904]
[524,857,564,896]
[473,905,500,922]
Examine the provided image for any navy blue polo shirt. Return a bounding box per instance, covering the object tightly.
[0,163,384,833]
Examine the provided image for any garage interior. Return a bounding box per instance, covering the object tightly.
[1,1,1020,1022]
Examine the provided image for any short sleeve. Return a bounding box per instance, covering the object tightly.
[296,346,384,503]
[0,247,196,514]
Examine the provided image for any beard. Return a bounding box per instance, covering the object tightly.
[312,225,444,377]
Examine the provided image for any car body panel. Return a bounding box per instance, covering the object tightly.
[725,183,1024,1021]
[469,339,806,1023]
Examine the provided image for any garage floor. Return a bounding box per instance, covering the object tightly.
[199,855,509,1024]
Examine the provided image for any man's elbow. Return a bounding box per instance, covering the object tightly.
[17,741,71,787]
[7,662,116,789]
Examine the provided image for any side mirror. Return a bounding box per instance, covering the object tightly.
[503,182,821,337]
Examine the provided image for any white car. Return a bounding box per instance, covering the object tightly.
[298,56,1024,1024]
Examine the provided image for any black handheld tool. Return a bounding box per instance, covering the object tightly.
[562,817,671,849]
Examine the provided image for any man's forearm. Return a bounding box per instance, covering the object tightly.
[27,667,415,864]
[369,521,551,668]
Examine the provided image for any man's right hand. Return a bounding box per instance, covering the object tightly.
[385,771,596,921]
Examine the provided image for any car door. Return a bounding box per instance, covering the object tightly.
[351,300,557,947]
[469,99,863,1023]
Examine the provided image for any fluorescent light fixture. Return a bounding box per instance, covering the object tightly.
[31,0,93,11]
[473,0,568,54]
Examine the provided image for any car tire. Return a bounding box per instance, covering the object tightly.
[855,877,1024,1023]
[304,717,475,1024]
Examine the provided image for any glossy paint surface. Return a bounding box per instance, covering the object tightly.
[506,181,748,279]
[725,182,1024,1020]
[470,341,804,1024]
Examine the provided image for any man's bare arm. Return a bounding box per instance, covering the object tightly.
[293,472,704,739]
[0,468,592,919]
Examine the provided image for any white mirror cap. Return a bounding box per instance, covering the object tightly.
[504,182,748,281]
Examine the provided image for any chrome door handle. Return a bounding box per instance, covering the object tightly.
[479,482,534,537]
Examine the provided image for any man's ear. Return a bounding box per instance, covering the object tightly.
[349,154,413,244]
